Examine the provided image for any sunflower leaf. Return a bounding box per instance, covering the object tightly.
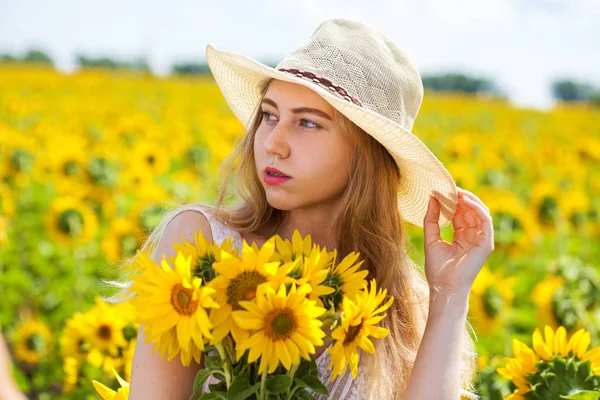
[205,355,223,370]
[294,390,317,400]
[192,369,215,395]
[265,374,293,394]
[196,392,227,400]
[227,376,260,400]
[560,391,600,400]
[295,375,329,396]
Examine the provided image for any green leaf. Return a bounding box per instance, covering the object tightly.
[227,376,260,400]
[193,370,215,395]
[295,360,312,379]
[205,355,223,370]
[295,390,317,400]
[296,375,329,396]
[265,374,293,394]
[560,391,600,400]
[196,392,227,400]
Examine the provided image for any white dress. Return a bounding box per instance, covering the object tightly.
[169,205,360,399]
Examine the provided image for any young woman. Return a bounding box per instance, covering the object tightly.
[123,18,494,400]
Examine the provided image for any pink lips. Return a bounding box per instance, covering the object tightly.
[264,173,291,185]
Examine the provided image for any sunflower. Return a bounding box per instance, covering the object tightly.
[232,282,326,374]
[207,237,282,345]
[497,325,600,399]
[129,250,218,366]
[14,319,53,364]
[531,274,564,328]
[276,245,336,306]
[320,250,369,311]
[128,141,170,177]
[62,356,79,393]
[468,265,515,334]
[84,299,128,357]
[123,338,136,383]
[92,366,130,400]
[0,182,16,217]
[101,217,144,263]
[169,226,239,284]
[274,229,315,263]
[327,279,393,380]
[45,195,99,247]
[60,312,94,361]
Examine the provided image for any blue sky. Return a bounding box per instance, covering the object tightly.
[1,0,598,110]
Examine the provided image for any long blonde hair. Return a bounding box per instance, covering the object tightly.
[108,79,480,399]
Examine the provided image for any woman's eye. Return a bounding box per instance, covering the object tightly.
[301,119,319,129]
[261,111,276,121]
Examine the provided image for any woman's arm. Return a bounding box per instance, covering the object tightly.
[0,332,27,400]
[403,188,493,399]
[129,210,214,400]
[402,286,470,400]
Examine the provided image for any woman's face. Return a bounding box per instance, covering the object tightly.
[254,79,355,211]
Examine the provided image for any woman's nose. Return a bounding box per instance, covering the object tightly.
[264,122,291,159]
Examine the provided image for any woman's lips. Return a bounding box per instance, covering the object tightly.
[264,172,292,185]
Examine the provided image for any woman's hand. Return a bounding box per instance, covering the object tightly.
[423,186,495,299]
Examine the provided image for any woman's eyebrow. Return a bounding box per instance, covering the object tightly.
[262,98,332,121]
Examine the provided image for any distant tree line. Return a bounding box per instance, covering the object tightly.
[1,48,599,105]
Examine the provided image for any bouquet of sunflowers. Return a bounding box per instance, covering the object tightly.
[93,230,393,399]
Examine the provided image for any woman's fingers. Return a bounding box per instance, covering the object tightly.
[461,196,494,246]
[457,187,490,213]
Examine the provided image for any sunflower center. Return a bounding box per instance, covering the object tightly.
[265,308,296,340]
[343,322,363,345]
[63,160,81,176]
[122,323,138,341]
[227,271,267,310]
[26,333,45,352]
[97,324,113,340]
[58,209,84,236]
[146,155,155,165]
[78,338,90,354]
[171,284,199,315]
[482,286,504,318]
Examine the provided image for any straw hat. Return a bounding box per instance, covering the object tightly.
[205,17,458,228]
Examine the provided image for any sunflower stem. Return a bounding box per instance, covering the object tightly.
[285,365,298,400]
[259,367,268,400]
[215,342,232,388]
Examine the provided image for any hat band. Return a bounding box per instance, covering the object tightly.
[277,68,363,107]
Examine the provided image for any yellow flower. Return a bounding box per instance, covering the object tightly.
[84,299,128,357]
[274,229,315,263]
[60,312,93,361]
[101,218,144,263]
[44,196,98,247]
[531,274,564,328]
[469,265,515,334]
[207,237,282,345]
[327,279,393,380]
[130,250,218,366]
[276,245,335,306]
[92,366,130,400]
[320,250,369,311]
[62,357,79,393]
[497,325,600,398]
[14,319,53,364]
[127,141,170,177]
[169,227,238,282]
[232,283,326,374]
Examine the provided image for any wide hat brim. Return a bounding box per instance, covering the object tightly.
[205,44,458,229]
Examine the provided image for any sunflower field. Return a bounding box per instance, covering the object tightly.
[0,63,599,399]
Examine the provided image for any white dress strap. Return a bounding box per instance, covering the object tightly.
[167,204,243,255]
